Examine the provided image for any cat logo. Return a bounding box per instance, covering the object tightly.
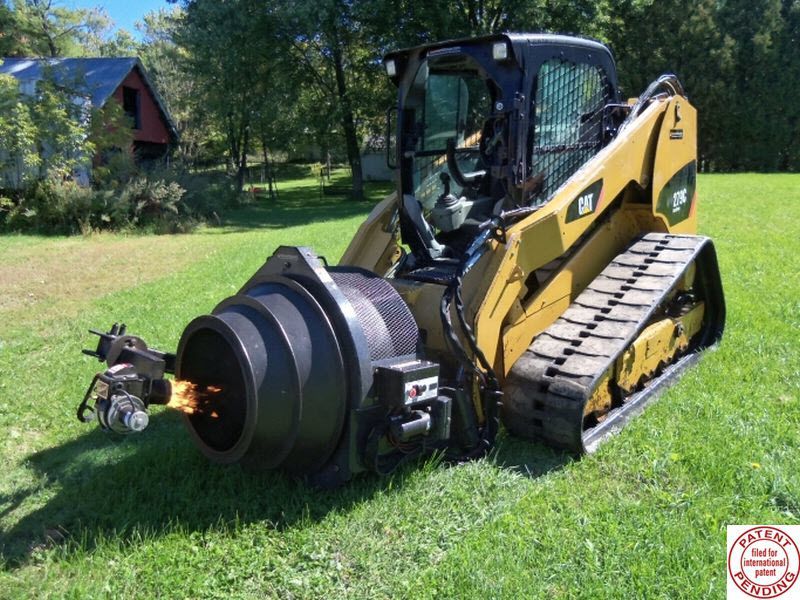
[566,179,603,223]
[577,192,595,216]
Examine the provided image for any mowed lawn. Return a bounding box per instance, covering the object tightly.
[0,173,798,598]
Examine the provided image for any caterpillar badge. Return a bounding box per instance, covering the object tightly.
[78,33,724,486]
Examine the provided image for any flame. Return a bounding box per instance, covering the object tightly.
[167,380,222,418]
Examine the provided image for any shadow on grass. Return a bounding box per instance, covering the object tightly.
[216,180,393,233]
[0,411,391,566]
[1,412,570,567]
[491,433,575,478]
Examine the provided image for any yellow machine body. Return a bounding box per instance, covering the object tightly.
[339,34,724,452]
[343,94,699,369]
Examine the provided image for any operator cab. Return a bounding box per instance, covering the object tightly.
[384,34,622,276]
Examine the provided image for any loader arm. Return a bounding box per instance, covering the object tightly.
[467,94,699,377]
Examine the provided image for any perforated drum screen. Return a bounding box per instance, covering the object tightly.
[328,268,419,361]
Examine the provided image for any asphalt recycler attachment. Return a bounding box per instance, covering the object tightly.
[79,247,453,485]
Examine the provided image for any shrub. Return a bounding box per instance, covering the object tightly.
[1,177,190,234]
[119,177,185,226]
[91,150,138,189]
[179,173,239,220]
[134,168,240,223]
[0,159,250,234]
[3,180,94,234]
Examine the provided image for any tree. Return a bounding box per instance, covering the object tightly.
[64,0,795,175]
[709,0,783,170]
[137,8,208,166]
[0,63,93,188]
[278,0,378,199]
[96,28,139,57]
[0,1,23,55]
[776,0,800,169]
[0,69,40,189]
[363,0,515,49]
[178,0,283,192]
[250,56,304,173]
[89,99,136,187]
[29,70,91,179]
[599,0,735,170]
[12,0,109,57]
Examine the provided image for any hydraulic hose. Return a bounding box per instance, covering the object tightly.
[620,73,687,132]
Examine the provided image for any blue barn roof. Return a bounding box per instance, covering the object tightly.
[0,57,178,139]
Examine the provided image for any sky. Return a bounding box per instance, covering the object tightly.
[63,0,171,39]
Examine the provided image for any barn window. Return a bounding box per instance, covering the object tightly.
[122,86,141,129]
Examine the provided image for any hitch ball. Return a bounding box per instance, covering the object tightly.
[102,392,150,433]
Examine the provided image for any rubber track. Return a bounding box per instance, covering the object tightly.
[504,233,717,453]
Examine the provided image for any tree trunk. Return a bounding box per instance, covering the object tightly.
[236,123,250,194]
[227,110,250,194]
[226,112,239,177]
[331,42,363,200]
[38,10,59,57]
[261,135,277,199]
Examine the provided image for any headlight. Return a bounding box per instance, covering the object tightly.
[492,42,509,61]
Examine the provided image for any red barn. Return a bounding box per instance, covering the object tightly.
[0,57,179,161]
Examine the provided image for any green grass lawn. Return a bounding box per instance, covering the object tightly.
[0,172,798,598]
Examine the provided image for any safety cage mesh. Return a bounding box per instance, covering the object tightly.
[530,59,612,204]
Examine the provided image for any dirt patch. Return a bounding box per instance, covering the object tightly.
[0,234,213,328]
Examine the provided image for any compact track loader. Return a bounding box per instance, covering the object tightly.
[78,34,724,485]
